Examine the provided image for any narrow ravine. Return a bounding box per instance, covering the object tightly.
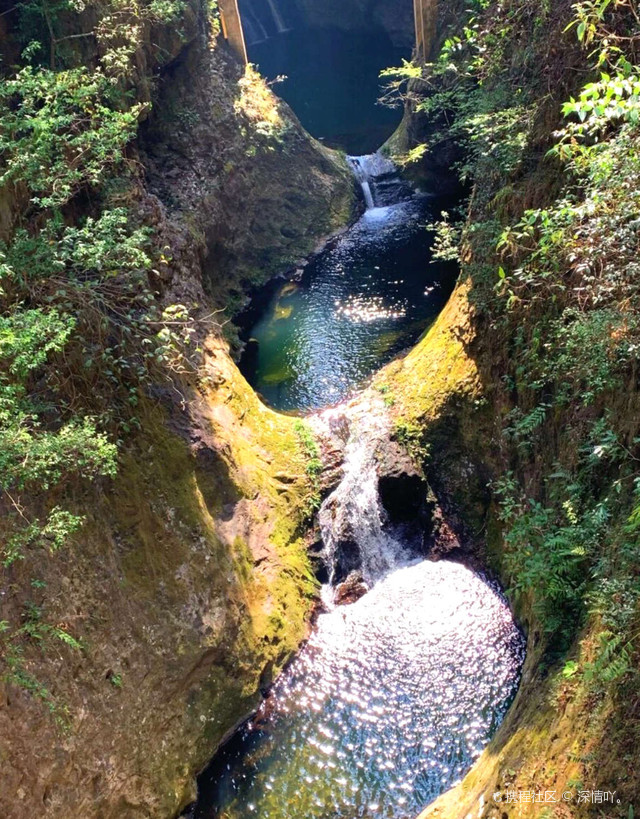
[187,395,525,819]
[184,155,525,819]
[3,0,639,813]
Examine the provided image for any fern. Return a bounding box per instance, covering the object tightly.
[49,627,83,652]
[585,630,634,684]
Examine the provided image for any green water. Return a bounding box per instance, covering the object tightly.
[238,195,456,412]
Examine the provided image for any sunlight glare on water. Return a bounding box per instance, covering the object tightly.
[193,560,525,819]
[239,197,456,412]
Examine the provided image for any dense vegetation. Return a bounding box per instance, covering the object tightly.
[385,0,640,720]
[2,0,639,811]
[0,0,208,709]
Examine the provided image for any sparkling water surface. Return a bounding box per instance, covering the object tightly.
[239,196,456,412]
[192,561,525,819]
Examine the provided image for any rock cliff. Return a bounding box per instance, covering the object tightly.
[0,4,352,816]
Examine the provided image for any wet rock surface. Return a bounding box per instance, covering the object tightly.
[333,573,369,605]
[310,394,473,593]
[376,440,431,524]
[140,43,354,310]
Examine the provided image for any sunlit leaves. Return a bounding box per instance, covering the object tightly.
[0,309,75,380]
[0,66,146,207]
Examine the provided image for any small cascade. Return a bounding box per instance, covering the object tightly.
[190,397,526,819]
[265,0,289,34]
[347,153,414,209]
[238,0,291,43]
[347,157,376,209]
[313,399,411,602]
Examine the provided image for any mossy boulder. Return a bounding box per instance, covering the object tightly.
[140,49,355,310]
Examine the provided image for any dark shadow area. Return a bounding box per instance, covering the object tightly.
[239,0,410,153]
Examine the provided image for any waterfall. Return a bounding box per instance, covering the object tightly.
[347,153,414,210]
[347,157,375,209]
[359,179,375,210]
[314,399,409,600]
[242,8,269,45]
[265,0,289,34]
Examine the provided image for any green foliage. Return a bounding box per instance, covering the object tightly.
[2,208,152,286]
[383,52,531,189]
[504,403,550,449]
[584,630,634,683]
[0,598,83,722]
[392,143,428,168]
[3,509,84,567]
[0,0,203,715]
[567,0,615,46]
[0,66,146,208]
[495,471,604,651]
[393,420,431,464]
[378,58,423,109]
[294,420,322,514]
[1,416,116,492]
[426,211,462,263]
[562,659,579,678]
[0,308,75,378]
[552,69,640,169]
[13,0,186,73]
[495,415,640,671]
[496,126,640,411]
[0,206,196,516]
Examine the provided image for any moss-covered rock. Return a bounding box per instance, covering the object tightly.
[372,279,493,557]
[0,334,320,819]
[0,7,349,818]
[140,49,355,311]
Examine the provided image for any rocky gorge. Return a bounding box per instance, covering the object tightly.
[1,0,639,817]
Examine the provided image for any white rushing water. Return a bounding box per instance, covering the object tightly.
[314,399,409,597]
[192,403,524,819]
[347,153,413,210]
[238,0,290,43]
[348,157,376,209]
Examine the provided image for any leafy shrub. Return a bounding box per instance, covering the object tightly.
[397,0,640,687]
[0,67,146,208]
[0,0,202,708]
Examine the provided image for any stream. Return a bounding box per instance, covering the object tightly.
[189,402,525,819]
[238,154,457,412]
[191,58,524,819]
[192,562,523,819]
